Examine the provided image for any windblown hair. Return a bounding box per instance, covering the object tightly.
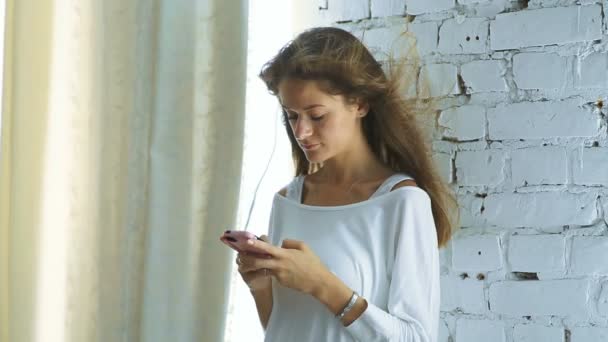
[259,26,459,247]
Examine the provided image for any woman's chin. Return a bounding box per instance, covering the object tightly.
[304,152,325,163]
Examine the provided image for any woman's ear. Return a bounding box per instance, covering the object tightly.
[357,100,370,118]
[345,95,369,117]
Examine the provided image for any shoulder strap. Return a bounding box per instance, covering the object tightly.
[284,175,304,203]
[369,173,415,199]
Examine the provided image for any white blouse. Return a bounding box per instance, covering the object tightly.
[264,173,440,342]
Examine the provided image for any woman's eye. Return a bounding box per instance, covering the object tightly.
[287,115,325,121]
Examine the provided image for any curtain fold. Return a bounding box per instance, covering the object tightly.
[0,1,248,341]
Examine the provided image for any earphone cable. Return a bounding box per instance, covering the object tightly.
[243,106,281,231]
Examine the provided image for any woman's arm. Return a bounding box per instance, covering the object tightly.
[251,286,273,330]
[312,270,368,326]
[313,187,440,341]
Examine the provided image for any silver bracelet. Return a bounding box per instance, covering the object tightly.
[335,291,359,320]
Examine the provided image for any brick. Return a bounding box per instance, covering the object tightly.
[513,324,564,342]
[489,280,591,316]
[371,0,406,17]
[407,21,439,56]
[570,327,608,342]
[452,235,502,271]
[599,282,608,317]
[491,5,603,50]
[574,148,608,186]
[458,195,484,228]
[440,275,486,313]
[319,0,369,22]
[603,197,608,224]
[418,63,459,98]
[406,0,455,15]
[508,234,565,272]
[455,150,506,186]
[433,152,453,184]
[513,53,569,90]
[439,18,489,54]
[438,320,450,342]
[363,23,435,59]
[461,60,507,93]
[511,147,568,186]
[577,52,608,88]
[362,25,411,61]
[570,236,608,275]
[438,105,486,141]
[483,192,597,228]
[488,100,600,140]
[456,319,506,342]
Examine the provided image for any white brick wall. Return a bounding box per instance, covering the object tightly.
[456,319,506,342]
[371,0,406,17]
[318,0,369,22]
[438,320,450,342]
[301,0,608,340]
[483,192,597,227]
[451,234,502,271]
[511,147,568,186]
[460,59,507,92]
[488,100,600,139]
[570,236,608,275]
[513,325,564,342]
[508,234,565,272]
[600,282,608,317]
[418,63,459,98]
[440,275,486,313]
[571,327,608,342]
[455,150,506,186]
[491,5,603,50]
[577,52,608,88]
[512,53,570,90]
[573,148,608,186]
[438,105,486,141]
[489,279,591,316]
[438,18,489,54]
[406,0,455,15]
[407,21,438,56]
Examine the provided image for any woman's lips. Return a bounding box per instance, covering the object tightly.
[302,144,320,150]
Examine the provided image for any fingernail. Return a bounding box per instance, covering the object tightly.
[225,230,231,234]
[247,239,254,245]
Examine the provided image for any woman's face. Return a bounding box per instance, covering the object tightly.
[277,78,366,163]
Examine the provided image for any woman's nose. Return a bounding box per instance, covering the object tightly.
[294,117,312,140]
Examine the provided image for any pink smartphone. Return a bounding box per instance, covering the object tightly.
[219,230,270,257]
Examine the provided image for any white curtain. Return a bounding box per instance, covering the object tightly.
[0,1,248,341]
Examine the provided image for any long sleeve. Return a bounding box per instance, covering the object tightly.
[343,189,440,342]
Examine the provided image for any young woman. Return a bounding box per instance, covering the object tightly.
[233,27,458,342]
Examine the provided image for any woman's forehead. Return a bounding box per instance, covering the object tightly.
[277,79,337,109]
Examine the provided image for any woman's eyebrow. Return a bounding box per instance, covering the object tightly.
[281,104,325,111]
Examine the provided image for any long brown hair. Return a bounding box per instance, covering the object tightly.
[259,26,459,247]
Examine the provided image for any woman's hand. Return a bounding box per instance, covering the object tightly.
[239,238,330,296]
[236,235,273,292]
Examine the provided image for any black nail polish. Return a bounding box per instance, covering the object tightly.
[225,230,231,234]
